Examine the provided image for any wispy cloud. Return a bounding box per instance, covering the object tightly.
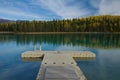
[34,0,92,19]
[0,0,45,20]
[98,0,120,15]
[0,0,119,20]
[0,7,42,19]
[90,0,120,15]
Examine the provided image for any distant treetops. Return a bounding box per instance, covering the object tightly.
[0,15,120,32]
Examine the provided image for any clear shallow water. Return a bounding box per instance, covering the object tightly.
[0,34,120,80]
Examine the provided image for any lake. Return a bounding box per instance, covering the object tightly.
[0,33,120,80]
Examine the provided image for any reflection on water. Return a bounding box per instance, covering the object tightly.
[0,33,120,48]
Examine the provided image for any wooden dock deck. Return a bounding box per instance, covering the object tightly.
[21,51,96,59]
[36,53,86,80]
[21,51,96,80]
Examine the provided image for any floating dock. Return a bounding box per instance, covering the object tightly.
[21,51,43,58]
[22,51,96,59]
[21,51,96,80]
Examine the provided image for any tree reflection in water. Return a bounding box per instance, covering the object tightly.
[0,33,119,49]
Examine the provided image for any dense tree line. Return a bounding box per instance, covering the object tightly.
[0,15,120,32]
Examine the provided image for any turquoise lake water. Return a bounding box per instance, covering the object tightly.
[0,34,120,80]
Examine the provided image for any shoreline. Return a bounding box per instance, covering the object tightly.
[0,32,120,34]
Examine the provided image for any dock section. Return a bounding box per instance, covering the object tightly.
[21,51,43,58]
[36,53,86,80]
[21,51,96,59]
[21,51,96,80]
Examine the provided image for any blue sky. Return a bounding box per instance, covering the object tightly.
[0,0,120,20]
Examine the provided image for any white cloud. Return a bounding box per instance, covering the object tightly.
[0,1,45,20]
[90,0,100,9]
[35,0,91,19]
[90,0,120,15]
[0,0,119,20]
[98,0,120,15]
[0,8,39,18]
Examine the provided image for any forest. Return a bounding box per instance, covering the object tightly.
[0,15,120,32]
